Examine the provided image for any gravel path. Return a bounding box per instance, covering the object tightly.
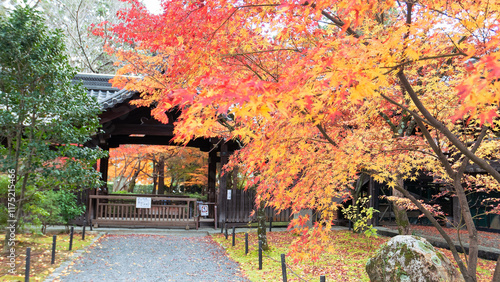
[55,234,250,282]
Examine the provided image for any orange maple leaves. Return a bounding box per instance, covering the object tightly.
[98,0,500,266]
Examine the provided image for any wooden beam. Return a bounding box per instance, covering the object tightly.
[106,136,212,151]
[109,124,175,136]
[99,155,109,194]
[369,177,380,226]
[99,103,138,124]
[218,142,229,225]
[208,149,217,202]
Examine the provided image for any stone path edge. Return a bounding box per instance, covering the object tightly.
[44,232,104,282]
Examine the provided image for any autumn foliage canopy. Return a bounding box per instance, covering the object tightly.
[97,0,500,277]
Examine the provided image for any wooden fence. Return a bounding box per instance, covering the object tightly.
[78,191,291,228]
[225,189,292,223]
[88,195,199,229]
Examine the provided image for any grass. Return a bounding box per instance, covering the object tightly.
[0,231,97,281]
[212,230,497,281]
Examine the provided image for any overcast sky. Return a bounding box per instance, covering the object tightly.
[141,0,162,14]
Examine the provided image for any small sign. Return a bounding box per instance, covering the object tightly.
[136,197,151,208]
[227,189,232,200]
[200,205,209,216]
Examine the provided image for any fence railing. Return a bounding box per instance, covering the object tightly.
[225,189,292,223]
[88,195,199,229]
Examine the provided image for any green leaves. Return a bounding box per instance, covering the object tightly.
[0,5,104,228]
[341,196,379,237]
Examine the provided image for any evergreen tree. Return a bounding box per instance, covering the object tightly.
[0,6,105,248]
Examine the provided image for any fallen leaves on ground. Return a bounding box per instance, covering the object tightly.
[384,225,500,249]
[213,229,497,281]
[0,232,96,281]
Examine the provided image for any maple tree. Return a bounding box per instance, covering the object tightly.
[108,145,207,194]
[108,145,149,192]
[99,0,500,280]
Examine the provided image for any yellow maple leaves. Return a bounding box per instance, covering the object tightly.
[101,0,500,265]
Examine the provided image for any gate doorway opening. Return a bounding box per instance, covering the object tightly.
[73,73,290,229]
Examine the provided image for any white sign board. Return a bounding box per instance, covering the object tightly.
[136,197,151,208]
[227,189,232,200]
[200,205,209,216]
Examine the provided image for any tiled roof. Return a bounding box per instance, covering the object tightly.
[73,73,136,110]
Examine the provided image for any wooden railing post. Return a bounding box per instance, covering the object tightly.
[214,205,218,229]
[87,195,93,224]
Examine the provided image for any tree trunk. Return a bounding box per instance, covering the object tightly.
[152,160,158,194]
[128,160,144,193]
[256,200,269,251]
[127,178,136,193]
[453,178,478,280]
[492,254,500,282]
[158,156,165,194]
[393,177,411,235]
[3,233,9,253]
[393,184,475,282]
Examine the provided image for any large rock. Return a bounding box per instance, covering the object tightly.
[366,235,464,282]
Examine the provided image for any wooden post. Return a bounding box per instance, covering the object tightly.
[82,221,86,241]
[88,195,93,227]
[258,240,263,270]
[218,142,229,225]
[368,177,379,226]
[99,153,109,194]
[214,206,218,229]
[208,149,217,202]
[281,254,287,282]
[245,233,249,255]
[51,235,57,264]
[25,247,31,282]
[232,226,236,246]
[69,227,74,251]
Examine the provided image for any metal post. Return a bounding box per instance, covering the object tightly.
[225,224,228,239]
[25,247,31,282]
[258,240,262,270]
[245,233,249,255]
[320,275,326,282]
[51,235,57,264]
[69,226,74,251]
[232,226,235,246]
[82,223,86,241]
[269,216,273,232]
[281,254,287,282]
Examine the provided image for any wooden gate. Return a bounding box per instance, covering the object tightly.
[88,195,199,228]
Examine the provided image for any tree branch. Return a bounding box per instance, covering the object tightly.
[379,93,432,126]
[315,124,338,147]
[392,184,472,281]
[397,70,500,184]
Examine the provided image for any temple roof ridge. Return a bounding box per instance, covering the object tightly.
[73,73,137,110]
